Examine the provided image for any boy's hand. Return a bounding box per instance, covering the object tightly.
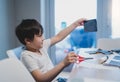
[73,18,86,27]
[62,52,77,66]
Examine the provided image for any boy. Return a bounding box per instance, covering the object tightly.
[15,18,85,82]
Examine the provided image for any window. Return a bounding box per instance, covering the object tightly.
[55,0,97,31]
[112,0,120,38]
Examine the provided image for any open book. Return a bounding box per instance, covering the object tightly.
[104,53,120,67]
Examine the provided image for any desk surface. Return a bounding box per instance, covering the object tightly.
[67,48,120,82]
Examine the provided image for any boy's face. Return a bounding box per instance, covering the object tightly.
[26,34,44,51]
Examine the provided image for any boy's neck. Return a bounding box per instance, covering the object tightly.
[26,46,40,53]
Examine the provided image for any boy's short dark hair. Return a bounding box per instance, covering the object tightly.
[15,19,43,45]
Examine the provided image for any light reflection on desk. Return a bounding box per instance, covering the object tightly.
[68,64,120,82]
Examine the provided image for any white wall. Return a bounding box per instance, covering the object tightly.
[14,0,41,45]
[15,0,41,25]
[0,0,16,60]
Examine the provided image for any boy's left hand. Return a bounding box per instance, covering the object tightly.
[63,52,77,66]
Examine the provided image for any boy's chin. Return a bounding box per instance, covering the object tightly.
[40,45,43,48]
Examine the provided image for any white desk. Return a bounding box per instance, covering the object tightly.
[67,48,120,82]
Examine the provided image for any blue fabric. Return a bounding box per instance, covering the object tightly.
[69,28,96,49]
[13,46,25,59]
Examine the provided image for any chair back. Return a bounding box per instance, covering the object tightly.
[0,58,35,82]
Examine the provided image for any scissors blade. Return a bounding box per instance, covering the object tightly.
[84,57,93,60]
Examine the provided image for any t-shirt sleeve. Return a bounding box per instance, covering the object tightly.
[21,54,39,72]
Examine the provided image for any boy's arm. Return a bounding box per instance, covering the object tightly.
[31,61,66,82]
[50,18,85,46]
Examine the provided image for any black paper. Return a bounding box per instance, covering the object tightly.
[84,19,97,32]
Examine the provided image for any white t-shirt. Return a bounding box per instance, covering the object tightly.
[20,39,54,73]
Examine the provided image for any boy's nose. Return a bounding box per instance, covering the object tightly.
[42,35,45,40]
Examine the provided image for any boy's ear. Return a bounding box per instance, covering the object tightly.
[25,38,31,44]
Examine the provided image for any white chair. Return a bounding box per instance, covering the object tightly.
[0,58,35,82]
[97,38,120,50]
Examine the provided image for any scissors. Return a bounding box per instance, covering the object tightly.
[76,55,93,63]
